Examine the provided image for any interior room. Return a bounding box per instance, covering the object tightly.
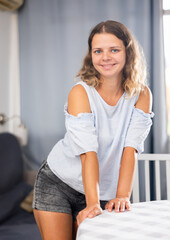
[0,0,170,239]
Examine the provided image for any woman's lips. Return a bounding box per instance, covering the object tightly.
[100,64,116,70]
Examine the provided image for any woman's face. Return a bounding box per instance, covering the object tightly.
[91,33,126,81]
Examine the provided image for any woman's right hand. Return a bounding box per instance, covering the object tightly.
[77,203,103,226]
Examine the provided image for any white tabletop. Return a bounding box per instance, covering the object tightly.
[76,200,170,240]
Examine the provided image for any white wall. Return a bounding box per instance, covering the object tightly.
[0,10,20,134]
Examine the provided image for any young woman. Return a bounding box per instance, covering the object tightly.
[33,20,154,240]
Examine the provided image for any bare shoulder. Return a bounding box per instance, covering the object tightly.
[67,84,91,116]
[135,86,153,113]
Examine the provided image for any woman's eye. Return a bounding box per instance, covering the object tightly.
[94,50,101,54]
[112,49,119,53]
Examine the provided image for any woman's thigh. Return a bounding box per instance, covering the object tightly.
[34,209,73,240]
[33,161,81,239]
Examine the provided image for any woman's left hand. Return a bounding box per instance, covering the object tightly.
[105,197,131,213]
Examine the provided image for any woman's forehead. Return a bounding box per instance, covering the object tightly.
[91,33,124,49]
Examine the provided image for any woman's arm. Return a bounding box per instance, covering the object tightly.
[78,151,102,225]
[81,152,100,206]
[68,85,102,225]
[105,86,153,212]
[116,147,137,200]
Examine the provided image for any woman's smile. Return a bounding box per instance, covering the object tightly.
[100,63,117,70]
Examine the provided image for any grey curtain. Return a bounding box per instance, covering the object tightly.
[18,0,167,199]
[18,0,153,168]
[151,0,168,200]
[152,0,168,154]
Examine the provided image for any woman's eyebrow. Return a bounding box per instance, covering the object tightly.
[92,46,122,50]
[92,47,102,50]
[110,46,122,48]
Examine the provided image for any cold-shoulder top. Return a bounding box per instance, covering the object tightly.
[47,81,154,200]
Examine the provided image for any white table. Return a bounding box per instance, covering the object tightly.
[76,200,170,240]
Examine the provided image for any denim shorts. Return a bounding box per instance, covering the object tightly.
[33,160,107,221]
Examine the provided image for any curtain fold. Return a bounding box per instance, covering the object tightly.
[151,0,168,200]
[152,0,168,154]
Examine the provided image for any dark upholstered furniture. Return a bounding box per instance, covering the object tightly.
[0,133,41,240]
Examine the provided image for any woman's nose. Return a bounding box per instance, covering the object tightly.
[102,51,111,61]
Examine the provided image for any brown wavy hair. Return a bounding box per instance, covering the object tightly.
[76,20,147,97]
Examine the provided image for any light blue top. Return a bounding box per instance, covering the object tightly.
[47,81,154,200]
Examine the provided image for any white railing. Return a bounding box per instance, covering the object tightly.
[132,154,170,203]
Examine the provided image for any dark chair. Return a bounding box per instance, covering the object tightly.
[0,132,41,240]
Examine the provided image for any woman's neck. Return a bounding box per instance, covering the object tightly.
[97,76,124,98]
[96,77,124,106]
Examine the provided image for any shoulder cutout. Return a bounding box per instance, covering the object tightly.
[135,86,152,114]
[67,84,91,116]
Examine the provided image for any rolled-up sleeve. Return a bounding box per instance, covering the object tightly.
[124,107,154,154]
[64,105,98,156]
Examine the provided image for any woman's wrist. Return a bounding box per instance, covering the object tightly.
[86,198,100,207]
[116,192,130,199]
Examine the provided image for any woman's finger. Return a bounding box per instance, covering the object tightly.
[108,201,114,212]
[77,210,88,226]
[114,200,120,212]
[125,200,131,211]
[120,201,125,212]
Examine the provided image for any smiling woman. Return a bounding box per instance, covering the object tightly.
[32,20,154,240]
